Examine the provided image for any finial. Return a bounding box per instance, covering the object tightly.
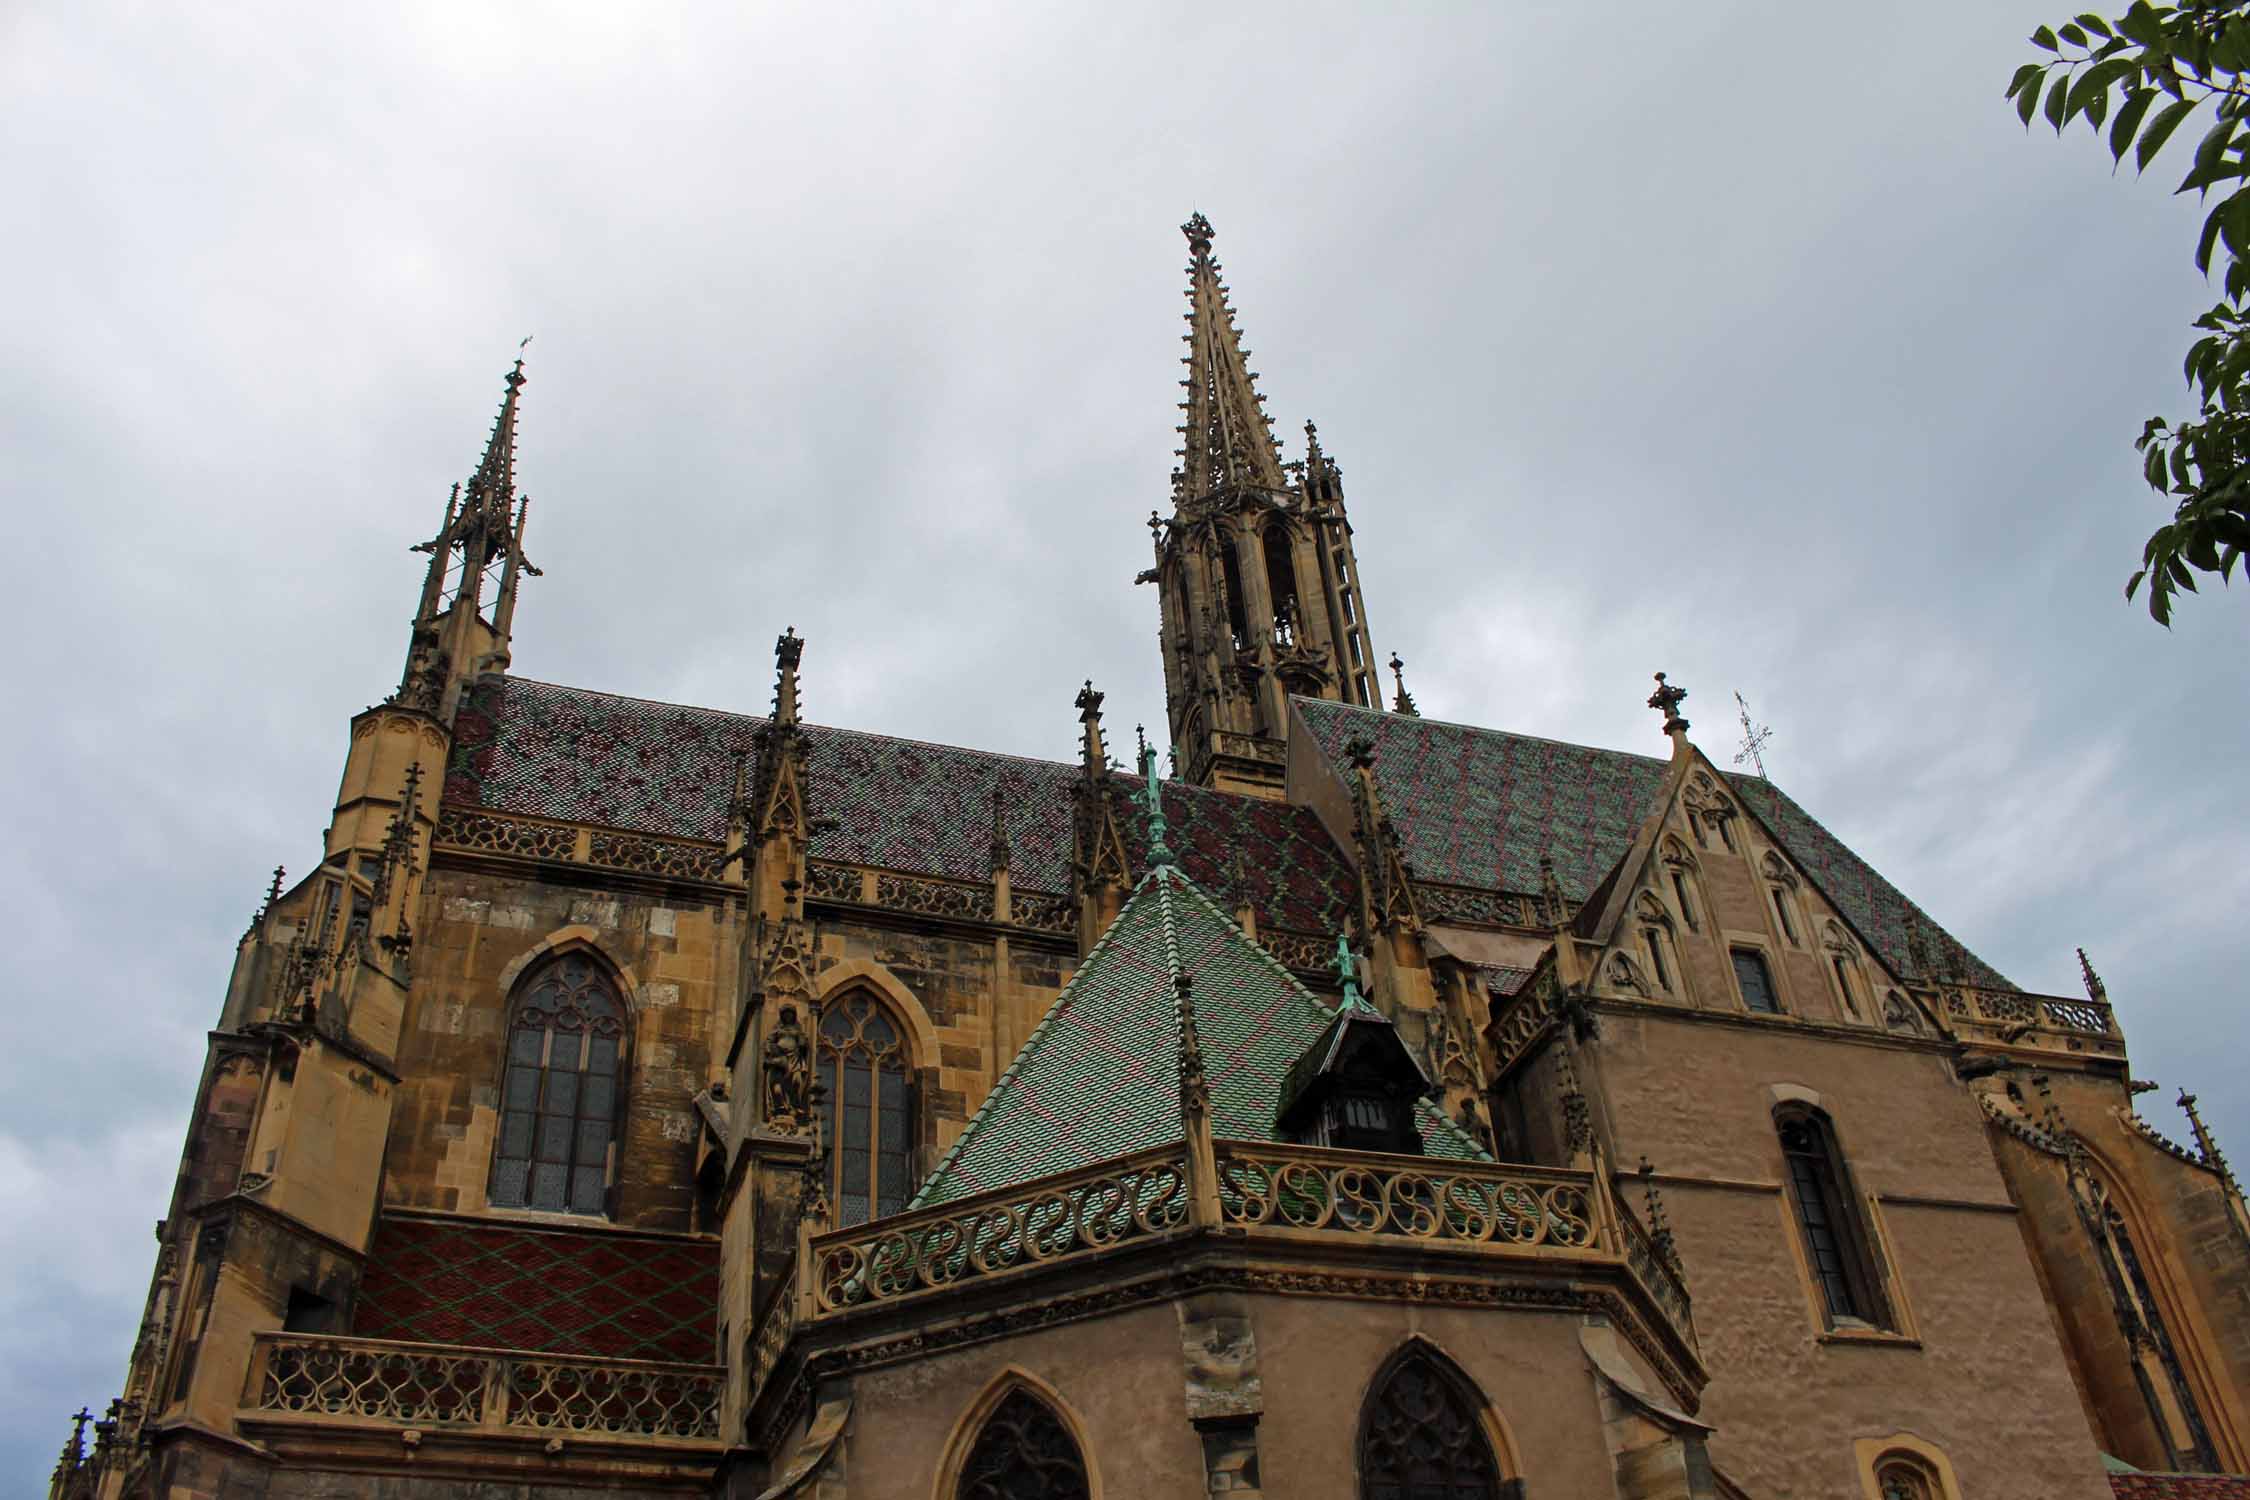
[1333,932,1371,1012]
[2077,947,2108,1003]
[1905,914,1932,980]
[1387,653,1419,717]
[1147,509,1164,541]
[1304,419,1322,463]
[1344,733,1376,771]
[772,627,804,727]
[260,865,285,917]
[1136,722,1149,762]
[1075,679,1104,721]
[1732,690,1771,779]
[1637,1156,1685,1281]
[1647,672,1689,735]
[1181,211,1215,254]
[1140,739,1173,865]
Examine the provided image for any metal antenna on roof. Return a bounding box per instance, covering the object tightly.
[1732,690,1772,780]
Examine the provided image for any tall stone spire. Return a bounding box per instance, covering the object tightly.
[1145,215,1388,795]
[399,357,541,719]
[1175,213,1288,501]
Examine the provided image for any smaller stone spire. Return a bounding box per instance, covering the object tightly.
[2078,947,2108,1004]
[1638,1156,1686,1283]
[1387,653,1419,717]
[2179,1090,2236,1186]
[1539,853,1567,932]
[1076,680,1108,772]
[1647,672,1689,736]
[772,628,804,727]
[1175,969,1209,1116]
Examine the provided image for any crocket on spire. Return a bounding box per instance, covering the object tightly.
[1175,212,1288,502]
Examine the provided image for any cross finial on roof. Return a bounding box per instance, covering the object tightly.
[1647,672,1689,735]
[1387,653,1419,717]
[1333,932,1372,1012]
[1140,738,1173,866]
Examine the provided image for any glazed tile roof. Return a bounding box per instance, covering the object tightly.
[912,862,1488,1208]
[445,677,1351,933]
[353,1212,715,1363]
[1293,697,2011,990]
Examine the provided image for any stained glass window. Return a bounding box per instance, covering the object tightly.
[489,954,625,1216]
[1777,1109,1889,1328]
[818,991,912,1227]
[957,1388,1088,1500]
[1359,1349,1505,1500]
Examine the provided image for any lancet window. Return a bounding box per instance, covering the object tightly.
[1776,1106,1891,1329]
[2075,1167,2219,1470]
[1219,543,1253,653]
[489,953,626,1216]
[956,1387,1089,1500]
[818,990,913,1227]
[1359,1346,1507,1499]
[1263,521,1302,645]
[1732,948,1780,1014]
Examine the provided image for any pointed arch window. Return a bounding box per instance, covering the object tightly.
[956,1387,1090,1500]
[818,990,913,1227]
[1776,1106,1891,1329]
[1876,1456,1938,1499]
[1263,521,1303,645]
[2075,1167,2220,1470]
[1359,1346,1508,1499]
[1218,543,1253,653]
[490,953,626,1216]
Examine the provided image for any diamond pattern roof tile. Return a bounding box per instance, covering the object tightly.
[1293,697,2011,990]
[912,862,1487,1209]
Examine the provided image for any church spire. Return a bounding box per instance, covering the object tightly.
[1175,213,1287,501]
[1146,215,1389,795]
[397,357,540,718]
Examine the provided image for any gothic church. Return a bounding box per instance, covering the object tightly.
[51,215,2250,1500]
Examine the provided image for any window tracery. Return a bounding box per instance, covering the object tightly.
[1358,1346,1506,1500]
[489,952,625,1216]
[1875,1453,1939,1499]
[956,1387,1089,1500]
[818,989,914,1226]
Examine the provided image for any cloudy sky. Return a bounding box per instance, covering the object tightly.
[5,0,2245,1476]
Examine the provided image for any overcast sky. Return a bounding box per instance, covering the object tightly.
[4,0,2245,1477]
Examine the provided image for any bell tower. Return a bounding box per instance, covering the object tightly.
[1145,213,1384,797]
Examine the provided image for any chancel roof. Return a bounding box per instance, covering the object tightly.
[1293,697,2012,990]
[911,862,1488,1208]
[445,677,1352,933]
[442,676,2009,990]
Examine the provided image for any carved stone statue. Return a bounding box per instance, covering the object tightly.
[763,1004,814,1133]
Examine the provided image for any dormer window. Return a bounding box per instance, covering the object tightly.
[1277,996,1434,1156]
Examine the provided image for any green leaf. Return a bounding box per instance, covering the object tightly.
[2090,87,2111,129]
[2078,12,2114,38]
[2112,87,2156,160]
[2021,71,2048,126]
[2033,24,2061,50]
[2139,98,2198,169]
[2198,197,2228,272]
[2126,567,2147,601]
[2047,72,2072,131]
[2061,22,2089,46]
[2117,3,2163,46]
[2008,61,2045,99]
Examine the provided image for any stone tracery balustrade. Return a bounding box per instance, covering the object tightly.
[809,1146,1194,1315]
[1942,984,2118,1044]
[244,1332,721,1442]
[1212,1141,1599,1252]
[1616,1199,1695,1344]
